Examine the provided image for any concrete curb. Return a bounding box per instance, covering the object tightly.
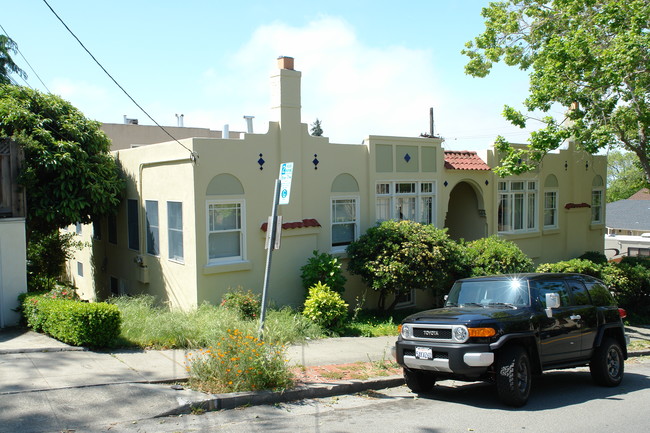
[0,346,86,355]
[158,375,406,416]
[159,348,650,416]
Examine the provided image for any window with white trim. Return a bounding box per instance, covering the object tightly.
[145,200,159,256]
[207,200,244,263]
[498,180,537,233]
[543,191,558,228]
[591,176,604,224]
[168,201,183,262]
[331,197,359,252]
[376,181,436,225]
[543,175,559,229]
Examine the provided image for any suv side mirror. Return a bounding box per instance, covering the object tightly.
[545,293,560,317]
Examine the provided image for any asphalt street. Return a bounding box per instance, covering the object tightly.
[76,356,650,433]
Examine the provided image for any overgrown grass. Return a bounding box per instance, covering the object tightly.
[110,295,324,349]
[338,309,414,337]
[111,295,409,350]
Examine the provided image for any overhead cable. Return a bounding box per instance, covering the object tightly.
[41,0,197,163]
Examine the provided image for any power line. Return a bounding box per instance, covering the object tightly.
[0,22,52,93]
[41,0,197,163]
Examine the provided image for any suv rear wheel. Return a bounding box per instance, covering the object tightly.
[590,337,624,387]
[403,368,436,393]
[496,345,531,407]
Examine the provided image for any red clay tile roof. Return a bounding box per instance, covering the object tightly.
[260,218,321,232]
[444,151,491,171]
[629,188,650,200]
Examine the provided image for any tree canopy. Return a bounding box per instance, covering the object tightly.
[463,0,650,184]
[346,220,468,311]
[606,149,649,202]
[310,118,323,136]
[0,35,27,85]
[0,85,124,236]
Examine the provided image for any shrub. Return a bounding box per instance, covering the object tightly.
[535,259,603,278]
[22,295,121,347]
[602,263,650,317]
[27,230,84,291]
[302,282,349,330]
[186,328,294,393]
[347,220,469,310]
[300,250,347,293]
[220,288,261,320]
[577,251,608,265]
[465,236,534,277]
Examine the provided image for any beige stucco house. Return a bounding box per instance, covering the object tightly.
[66,57,607,311]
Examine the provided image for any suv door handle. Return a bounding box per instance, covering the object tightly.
[570,315,581,320]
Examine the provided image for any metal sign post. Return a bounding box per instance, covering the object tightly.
[258,163,293,339]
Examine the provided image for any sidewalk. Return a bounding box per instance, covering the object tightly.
[0,328,401,432]
[0,326,648,433]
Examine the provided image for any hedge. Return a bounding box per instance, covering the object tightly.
[22,295,121,347]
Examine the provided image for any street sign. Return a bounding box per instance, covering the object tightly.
[278,162,293,205]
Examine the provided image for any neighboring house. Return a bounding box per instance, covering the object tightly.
[0,138,27,328]
[65,56,607,311]
[605,189,650,259]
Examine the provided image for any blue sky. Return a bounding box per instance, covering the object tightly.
[2,0,547,150]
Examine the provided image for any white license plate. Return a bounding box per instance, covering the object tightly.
[415,347,433,360]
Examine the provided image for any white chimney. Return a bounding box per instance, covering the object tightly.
[223,124,230,139]
[243,115,255,133]
[175,114,184,127]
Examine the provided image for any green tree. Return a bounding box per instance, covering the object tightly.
[0,85,124,237]
[465,236,534,277]
[346,220,469,311]
[310,118,323,136]
[607,150,649,202]
[463,0,650,184]
[0,35,26,85]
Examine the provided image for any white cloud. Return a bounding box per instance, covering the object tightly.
[197,17,446,143]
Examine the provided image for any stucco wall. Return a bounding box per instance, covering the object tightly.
[0,219,27,327]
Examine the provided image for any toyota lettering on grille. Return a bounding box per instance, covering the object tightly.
[423,329,440,337]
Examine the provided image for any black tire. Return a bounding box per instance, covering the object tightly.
[496,345,532,407]
[403,368,436,393]
[590,337,624,387]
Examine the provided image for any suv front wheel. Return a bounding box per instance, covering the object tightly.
[590,337,624,387]
[496,345,531,407]
[403,368,436,393]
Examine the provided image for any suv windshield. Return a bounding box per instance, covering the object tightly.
[446,278,530,308]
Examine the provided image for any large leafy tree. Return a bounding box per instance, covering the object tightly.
[463,0,650,184]
[0,85,124,237]
[346,220,469,311]
[0,35,26,85]
[607,150,649,202]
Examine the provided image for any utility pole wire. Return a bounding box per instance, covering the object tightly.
[41,0,198,163]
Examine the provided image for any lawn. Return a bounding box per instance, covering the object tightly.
[110,295,402,350]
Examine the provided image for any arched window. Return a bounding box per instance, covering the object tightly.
[543,175,559,228]
[591,175,604,223]
[331,174,360,252]
[206,174,246,263]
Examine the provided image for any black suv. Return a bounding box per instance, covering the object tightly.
[394,273,628,406]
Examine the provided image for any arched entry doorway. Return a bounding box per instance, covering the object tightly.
[444,181,486,241]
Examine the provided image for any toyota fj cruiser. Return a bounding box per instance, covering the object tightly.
[394,273,629,406]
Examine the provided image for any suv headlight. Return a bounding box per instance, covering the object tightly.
[401,324,412,339]
[452,325,469,343]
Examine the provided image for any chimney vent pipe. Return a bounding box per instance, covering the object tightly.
[243,116,255,133]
